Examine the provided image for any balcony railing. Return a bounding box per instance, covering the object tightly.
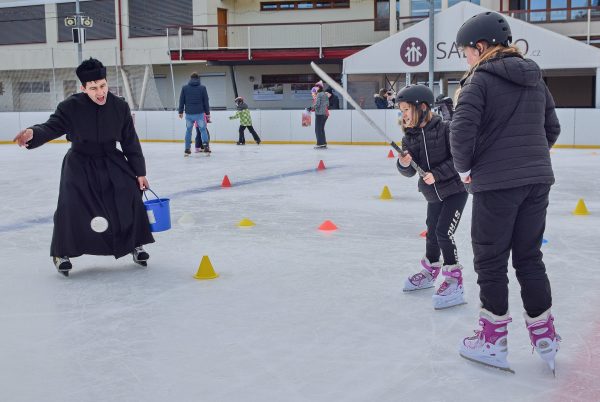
[166,17,424,60]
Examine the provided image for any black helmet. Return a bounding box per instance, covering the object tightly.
[456,11,512,48]
[396,85,434,108]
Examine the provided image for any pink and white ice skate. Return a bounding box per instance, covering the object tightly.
[525,309,561,376]
[432,264,466,310]
[459,310,514,373]
[403,257,441,292]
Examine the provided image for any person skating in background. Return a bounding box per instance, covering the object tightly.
[396,84,468,310]
[194,116,211,152]
[309,82,329,149]
[230,96,261,145]
[12,57,154,276]
[178,72,211,156]
[450,11,561,373]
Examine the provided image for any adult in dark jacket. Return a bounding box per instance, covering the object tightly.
[451,12,561,374]
[178,72,211,155]
[325,87,340,109]
[12,58,154,276]
[374,88,388,109]
[396,85,468,311]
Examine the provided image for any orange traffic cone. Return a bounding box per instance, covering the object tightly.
[222,175,231,187]
[420,230,427,238]
[317,160,326,170]
[387,150,395,158]
[318,220,338,231]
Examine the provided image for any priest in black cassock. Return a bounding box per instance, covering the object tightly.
[13,58,155,276]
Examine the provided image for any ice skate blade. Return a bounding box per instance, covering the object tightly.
[403,284,434,292]
[459,352,515,374]
[434,301,467,310]
[59,270,69,277]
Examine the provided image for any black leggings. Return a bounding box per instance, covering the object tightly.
[425,192,468,266]
[472,184,552,318]
[238,125,260,143]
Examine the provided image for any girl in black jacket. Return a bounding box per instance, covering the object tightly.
[451,12,560,374]
[396,85,468,311]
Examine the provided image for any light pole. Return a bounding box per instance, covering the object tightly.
[76,0,82,64]
[428,0,435,90]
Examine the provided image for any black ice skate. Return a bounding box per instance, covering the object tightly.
[184,148,191,157]
[132,246,149,267]
[203,144,211,155]
[53,256,72,277]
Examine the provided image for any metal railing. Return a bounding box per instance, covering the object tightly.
[166,17,424,59]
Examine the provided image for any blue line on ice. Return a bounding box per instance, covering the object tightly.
[0,166,337,234]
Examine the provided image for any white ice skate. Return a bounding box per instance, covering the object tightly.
[525,309,561,376]
[459,310,514,373]
[432,264,466,310]
[403,257,441,292]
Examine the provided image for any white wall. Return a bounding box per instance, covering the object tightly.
[1,109,598,146]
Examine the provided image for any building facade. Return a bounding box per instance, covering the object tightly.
[0,0,599,111]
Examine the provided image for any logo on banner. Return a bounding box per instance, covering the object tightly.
[401,37,426,66]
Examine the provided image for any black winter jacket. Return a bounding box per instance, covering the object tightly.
[449,54,560,193]
[397,115,466,203]
[178,78,210,115]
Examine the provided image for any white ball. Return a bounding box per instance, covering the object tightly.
[91,216,109,233]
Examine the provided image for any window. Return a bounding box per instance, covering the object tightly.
[448,0,480,6]
[128,0,192,37]
[411,0,441,17]
[0,5,46,45]
[57,0,116,42]
[18,81,50,94]
[374,0,400,31]
[511,0,600,22]
[260,1,350,11]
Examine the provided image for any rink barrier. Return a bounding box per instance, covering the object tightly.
[1,108,599,147]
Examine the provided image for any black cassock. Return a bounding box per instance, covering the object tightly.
[28,92,154,258]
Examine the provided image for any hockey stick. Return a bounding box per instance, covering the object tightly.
[310,62,426,177]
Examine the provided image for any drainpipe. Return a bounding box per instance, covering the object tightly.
[117,0,124,66]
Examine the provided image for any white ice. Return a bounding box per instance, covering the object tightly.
[1,142,599,402]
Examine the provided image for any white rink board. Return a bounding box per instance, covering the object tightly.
[2,109,599,146]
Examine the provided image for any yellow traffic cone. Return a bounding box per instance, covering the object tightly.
[193,256,219,280]
[380,185,392,200]
[572,198,590,215]
[238,218,255,227]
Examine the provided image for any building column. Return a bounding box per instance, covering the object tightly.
[389,0,397,36]
[596,68,600,108]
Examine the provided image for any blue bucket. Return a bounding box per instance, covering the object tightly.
[143,189,171,232]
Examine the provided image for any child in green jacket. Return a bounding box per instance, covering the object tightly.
[229,97,261,145]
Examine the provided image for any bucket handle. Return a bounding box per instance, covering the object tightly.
[143,188,165,205]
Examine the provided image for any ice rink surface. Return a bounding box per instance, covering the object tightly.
[1,142,599,402]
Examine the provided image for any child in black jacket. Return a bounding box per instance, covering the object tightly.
[396,85,468,310]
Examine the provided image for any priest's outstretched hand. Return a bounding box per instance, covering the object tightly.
[13,129,33,147]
